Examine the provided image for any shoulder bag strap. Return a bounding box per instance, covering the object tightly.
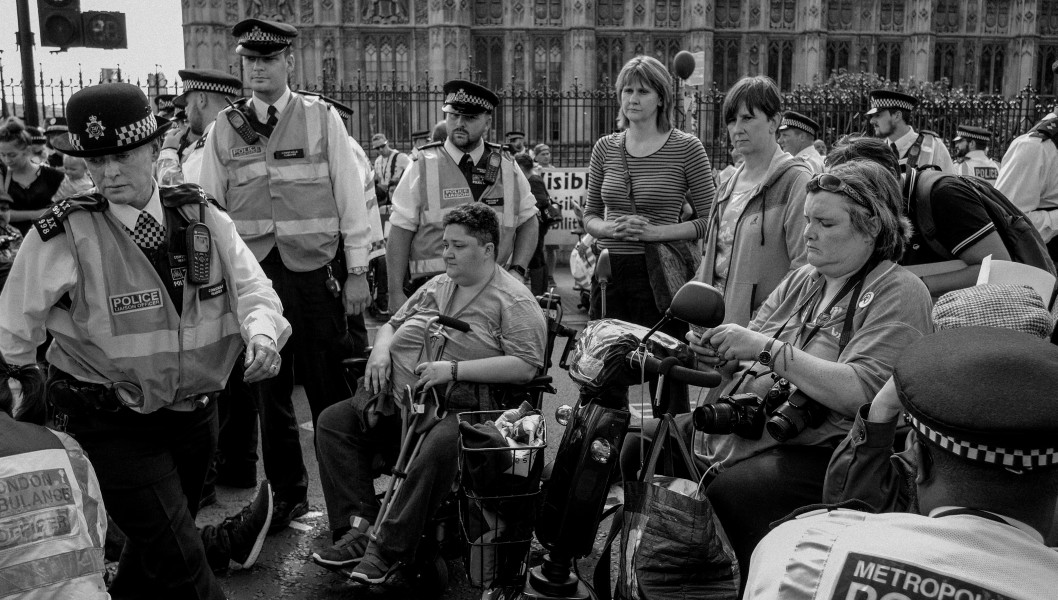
[619,131,638,215]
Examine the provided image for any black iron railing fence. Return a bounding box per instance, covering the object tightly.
[3,71,1054,169]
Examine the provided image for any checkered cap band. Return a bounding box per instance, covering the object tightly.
[445,88,494,111]
[871,98,915,112]
[906,412,1058,470]
[156,98,174,110]
[115,114,158,147]
[240,26,290,45]
[780,116,815,134]
[185,80,241,97]
[957,129,991,143]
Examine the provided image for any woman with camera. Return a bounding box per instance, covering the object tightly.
[623,159,933,588]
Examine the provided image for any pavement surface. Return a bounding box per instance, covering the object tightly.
[195,267,625,599]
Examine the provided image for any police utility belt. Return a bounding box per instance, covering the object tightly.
[48,366,216,420]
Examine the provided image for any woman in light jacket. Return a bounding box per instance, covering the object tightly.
[698,76,810,326]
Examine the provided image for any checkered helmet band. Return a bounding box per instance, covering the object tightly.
[113,114,158,148]
[871,98,915,112]
[185,80,241,97]
[906,412,1058,471]
[240,26,289,45]
[445,88,494,111]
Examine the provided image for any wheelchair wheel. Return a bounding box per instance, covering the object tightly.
[410,553,449,597]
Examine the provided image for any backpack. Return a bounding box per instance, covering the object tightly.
[911,167,1057,276]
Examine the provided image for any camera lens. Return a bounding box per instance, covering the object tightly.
[693,402,737,433]
[765,411,798,442]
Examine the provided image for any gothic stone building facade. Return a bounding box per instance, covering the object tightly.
[183,0,1058,96]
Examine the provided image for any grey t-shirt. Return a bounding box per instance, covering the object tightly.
[387,264,547,395]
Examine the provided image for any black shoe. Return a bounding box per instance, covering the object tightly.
[268,496,309,535]
[222,480,273,569]
[310,516,373,571]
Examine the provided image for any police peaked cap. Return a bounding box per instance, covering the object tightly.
[52,83,171,158]
[232,18,298,57]
[953,124,992,145]
[894,328,1058,472]
[175,69,243,107]
[154,94,176,114]
[44,116,68,136]
[506,130,526,139]
[779,111,819,137]
[442,80,499,116]
[297,90,353,121]
[866,89,918,116]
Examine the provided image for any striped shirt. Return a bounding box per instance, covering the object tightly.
[585,129,715,254]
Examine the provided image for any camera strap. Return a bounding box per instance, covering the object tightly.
[726,259,878,395]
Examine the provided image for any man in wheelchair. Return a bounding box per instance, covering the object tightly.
[312,203,547,584]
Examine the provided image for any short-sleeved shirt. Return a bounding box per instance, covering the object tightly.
[694,261,933,468]
[903,174,996,265]
[2,165,64,234]
[386,264,547,395]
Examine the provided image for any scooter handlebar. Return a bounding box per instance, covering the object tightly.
[628,352,722,388]
[435,315,471,333]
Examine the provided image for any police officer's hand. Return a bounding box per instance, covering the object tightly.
[343,274,371,315]
[365,345,391,396]
[867,378,903,423]
[414,361,453,391]
[244,334,281,383]
[162,124,184,151]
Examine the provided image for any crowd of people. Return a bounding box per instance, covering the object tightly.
[0,16,1057,600]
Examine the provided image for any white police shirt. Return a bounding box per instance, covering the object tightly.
[744,507,1058,599]
[956,150,1000,186]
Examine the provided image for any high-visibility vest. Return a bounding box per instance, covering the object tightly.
[212,94,342,272]
[0,416,108,599]
[409,146,519,277]
[45,205,243,414]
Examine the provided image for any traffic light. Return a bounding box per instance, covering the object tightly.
[38,0,83,48]
[82,11,127,49]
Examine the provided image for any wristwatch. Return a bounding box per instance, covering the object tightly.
[757,338,779,367]
[509,265,528,279]
[348,266,368,276]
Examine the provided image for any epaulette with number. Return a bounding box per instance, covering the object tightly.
[1029,117,1058,143]
[160,183,222,211]
[34,194,109,242]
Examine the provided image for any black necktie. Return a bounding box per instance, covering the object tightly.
[459,154,474,184]
[890,142,900,159]
[266,105,279,128]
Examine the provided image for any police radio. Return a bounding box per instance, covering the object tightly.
[185,203,211,284]
[225,99,260,145]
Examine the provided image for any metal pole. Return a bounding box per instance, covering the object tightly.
[15,0,39,125]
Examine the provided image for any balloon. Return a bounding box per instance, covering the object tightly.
[673,51,696,80]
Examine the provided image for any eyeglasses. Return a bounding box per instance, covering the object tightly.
[807,173,875,216]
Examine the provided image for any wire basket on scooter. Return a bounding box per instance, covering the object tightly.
[458,410,547,589]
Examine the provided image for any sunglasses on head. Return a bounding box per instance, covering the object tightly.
[808,172,876,216]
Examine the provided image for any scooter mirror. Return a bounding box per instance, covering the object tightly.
[596,249,611,284]
[669,281,725,328]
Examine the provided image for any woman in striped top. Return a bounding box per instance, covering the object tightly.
[583,56,715,333]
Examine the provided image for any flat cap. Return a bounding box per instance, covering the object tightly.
[779,111,819,137]
[232,18,297,57]
[866,89,918,116]
[442,79,499,116]
[953,124,993,145]
[175,69,243,107]
[895,327,1058,471]
[932,284,1054,339]
[44,116,68,136]
[297,91,352,121]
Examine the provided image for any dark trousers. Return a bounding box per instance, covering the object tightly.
[67,402,223,600]
[315,390,475,562]
[256,250,353,500]
[589,253,690,414]
[621,414,833,594]
[204,360,260,491]
[369,255,389,312]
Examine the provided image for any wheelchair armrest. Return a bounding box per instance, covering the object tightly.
[525,375,553,388]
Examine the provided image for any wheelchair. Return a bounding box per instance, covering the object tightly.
[337,290,576,596]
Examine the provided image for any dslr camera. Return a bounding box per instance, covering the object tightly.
[693,378,828,442]
[692,393,767,440]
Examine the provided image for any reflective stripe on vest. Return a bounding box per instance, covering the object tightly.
[216,94,341,271]
[0,445,107,599]
[410,147,518,277]
[44,207,242,414]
